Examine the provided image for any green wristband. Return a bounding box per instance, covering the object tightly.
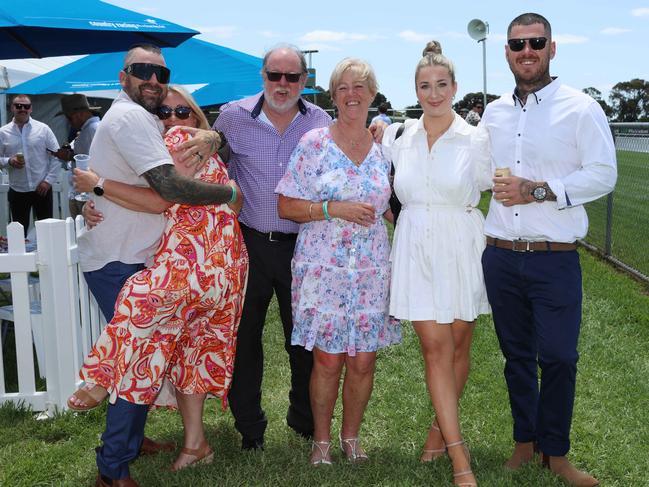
[228,185,237,204]
[322,200,331,221]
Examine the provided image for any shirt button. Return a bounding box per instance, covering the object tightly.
[515,213,519,216]
[523,109,526,112]
[517,160,520,164]
[517,133,521,137]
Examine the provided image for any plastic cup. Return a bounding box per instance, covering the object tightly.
[73,154,91,201]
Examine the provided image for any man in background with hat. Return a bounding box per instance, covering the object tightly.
[56,94,101,218]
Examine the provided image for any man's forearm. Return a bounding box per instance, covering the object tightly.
[143,164,232,205]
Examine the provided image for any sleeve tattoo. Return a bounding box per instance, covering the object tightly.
[143,165,232,205]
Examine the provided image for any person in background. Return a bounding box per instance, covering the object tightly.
[277,58,400,466]
[481,12,616,487]
[371,102,392,125]
[213,44,332,451]
[464,100,483,126]
[0,94,60,236]
[382,41,489,487]
[55,94,101,218]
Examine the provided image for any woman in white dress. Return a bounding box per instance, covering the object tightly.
[382,41,491,487]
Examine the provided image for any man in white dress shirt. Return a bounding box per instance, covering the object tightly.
[0,94,60,235]
[481,12,616,487]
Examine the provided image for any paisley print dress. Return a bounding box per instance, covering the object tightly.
[79,128,248,407]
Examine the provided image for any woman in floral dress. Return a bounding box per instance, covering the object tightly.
[69,86,248,471]
[276,58,400,465]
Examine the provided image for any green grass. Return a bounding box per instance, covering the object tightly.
[1,246,648,486]
[585,149,649,277]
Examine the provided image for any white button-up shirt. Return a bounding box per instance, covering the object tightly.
[0,118,60,192]
[481,78,617,242]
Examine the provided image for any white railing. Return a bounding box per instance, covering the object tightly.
[0,218,105,414]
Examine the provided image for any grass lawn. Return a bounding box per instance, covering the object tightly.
[1,244,648,486]
[585,149,649,277]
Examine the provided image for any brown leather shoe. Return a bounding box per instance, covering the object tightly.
[542,454,599,487]
[139,436,175,456]
[95,473,139,486]
[504,441,539,470]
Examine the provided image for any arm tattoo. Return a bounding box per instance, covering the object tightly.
[143,165,232,205]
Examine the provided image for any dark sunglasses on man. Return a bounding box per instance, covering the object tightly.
[13,103,31,110]
[265,71,302,83]
[157,104,193,120]
[123,63,171,84]
[507,37,548,52]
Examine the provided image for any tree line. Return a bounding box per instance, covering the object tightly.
[305,78,649,123]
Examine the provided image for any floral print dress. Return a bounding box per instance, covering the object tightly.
[276,126,400,356]
[79,127,249,407]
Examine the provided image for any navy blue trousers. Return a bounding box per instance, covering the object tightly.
[85,261,148,480]
[482,246,582,456]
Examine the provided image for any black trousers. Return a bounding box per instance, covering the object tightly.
[228,225,314,440]
[8,188,53,236]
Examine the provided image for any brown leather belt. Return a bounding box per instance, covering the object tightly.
[486,236,577,252]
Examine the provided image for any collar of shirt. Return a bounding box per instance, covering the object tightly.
[511,76,560,107]
[414,112,472,140]
[240,91,308,119]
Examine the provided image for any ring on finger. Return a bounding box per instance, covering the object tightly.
[195,152,203,159]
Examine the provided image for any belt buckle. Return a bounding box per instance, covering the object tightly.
[268,231,279,242]
[512,239,533,252]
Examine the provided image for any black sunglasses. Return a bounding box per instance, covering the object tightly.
[507,37,548,52]
[157,104,193,120]
[13,103,31,110]
[265,71,302,83]
[123,63,171,84]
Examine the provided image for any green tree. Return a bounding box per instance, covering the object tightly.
[453,92,499,112]
[608,79,649,122]
[583,87,613,118]
[371,92,391,109]
[404,102,422,119]
[303,85,334,112]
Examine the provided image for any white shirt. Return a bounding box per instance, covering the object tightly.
[481,78,617,242]
[0,118,60,191]
[77,91,173,272]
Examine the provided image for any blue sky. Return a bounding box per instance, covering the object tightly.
[105,0,648,108]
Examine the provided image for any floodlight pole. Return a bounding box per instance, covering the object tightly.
[480,38,487,108]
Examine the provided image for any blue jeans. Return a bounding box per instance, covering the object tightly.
[482,246,582,456]
[84,261,148,479]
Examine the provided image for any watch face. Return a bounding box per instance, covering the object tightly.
[93,186,104,196]
[533,186,547,201]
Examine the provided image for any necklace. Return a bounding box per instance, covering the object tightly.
[332,124,371,165]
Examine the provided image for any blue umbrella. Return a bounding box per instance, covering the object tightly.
[0,0,197,60]
[6,38,262,94]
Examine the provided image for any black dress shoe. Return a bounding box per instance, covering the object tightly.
[241,436,264,451]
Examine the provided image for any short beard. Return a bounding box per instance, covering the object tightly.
[124,77,165,113]
[263,86,301,114]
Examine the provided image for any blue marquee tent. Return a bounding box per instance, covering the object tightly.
[0,0,197,59]
[7,38,319,106]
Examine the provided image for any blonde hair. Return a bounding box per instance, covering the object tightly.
[415,40,456,84]
[167,85,209,130]
[329,58,378,100]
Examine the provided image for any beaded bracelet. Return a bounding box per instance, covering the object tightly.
[322,200,331,221]
[228,185,237,204]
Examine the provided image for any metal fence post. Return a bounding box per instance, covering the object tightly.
[604,124,616,257]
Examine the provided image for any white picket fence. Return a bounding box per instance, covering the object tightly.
[0,218,105,414]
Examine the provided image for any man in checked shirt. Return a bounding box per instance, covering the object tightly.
[213,44,332,450]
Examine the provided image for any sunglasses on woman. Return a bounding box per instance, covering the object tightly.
[507,37,548,52]
[157,104,193,120]
[123,63,171,84]
[265,71,302,83]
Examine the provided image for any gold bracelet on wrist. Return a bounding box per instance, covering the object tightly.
[308,202,315,221]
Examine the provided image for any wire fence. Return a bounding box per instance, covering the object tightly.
[582,123,649,283]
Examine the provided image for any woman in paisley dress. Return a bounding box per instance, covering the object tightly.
[68,86,248,471]
[276,58,400,465]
